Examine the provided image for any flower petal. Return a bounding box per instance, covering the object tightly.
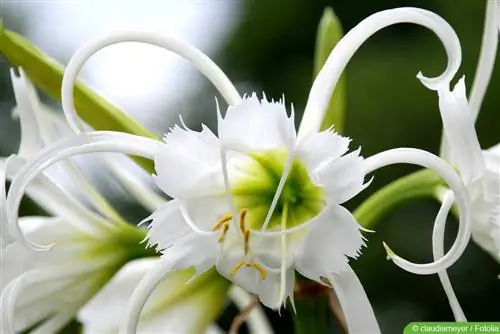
[154,124,222,199]
[100,154,165,212]
[295,205,365,281]
[327,267,380,334]
[10,68,44,158]
[438,77,485,184]
[1,156,105,238]
[296,129,350,173]
[80,258,217,334]
[120,248,221,334]
[432,191,467,321]
[218,94,296,151]
[314,149,367,204]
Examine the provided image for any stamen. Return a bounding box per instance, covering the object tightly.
[230,261,267,280]
[217,224,230,243]
[244,230,250,255]
[213,214,232,231]
[239,208,248,234]
[230,262,246,276]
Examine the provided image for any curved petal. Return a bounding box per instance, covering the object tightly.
[120,248,220,334]
[4,131,161,250]
[438,77,485,184]
[327,267,380,334]
[314,149,367,204]
[2,156,105,237]
[61,31,241,134]
[218,94,296,152]
[364,148,472,275]
[432,191,467,321]
[296,129,350,173]
[100,154,165,212]
[80,258,214,334]
[154,124,222,199]
[298,8,461,138]
[295,205,365,281]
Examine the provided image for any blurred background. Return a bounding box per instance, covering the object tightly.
[1,0,499,333]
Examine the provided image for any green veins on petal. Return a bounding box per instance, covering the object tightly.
[232,149,325,230]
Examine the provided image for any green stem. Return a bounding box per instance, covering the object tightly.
[354,169,444,229]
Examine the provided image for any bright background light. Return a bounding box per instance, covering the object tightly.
[5,0,241,132]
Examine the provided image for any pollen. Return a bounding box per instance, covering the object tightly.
[230,261,267,280]
[213,214,232,231]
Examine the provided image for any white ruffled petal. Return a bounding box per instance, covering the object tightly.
[154,124,222,199]
[314,149,367,204]
[438,77,485,184]
[295,205,365,281]
[218,94,296,151]
[296,129,350,173]
[327,267,380,334]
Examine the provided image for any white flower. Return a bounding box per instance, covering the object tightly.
[0,69,163,333]
[79,259,230,334]
[432,0,500,321]
[3,7,475,334]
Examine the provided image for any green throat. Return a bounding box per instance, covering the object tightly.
[232,149,325,231]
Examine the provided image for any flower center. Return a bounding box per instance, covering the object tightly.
[231,149,325,231]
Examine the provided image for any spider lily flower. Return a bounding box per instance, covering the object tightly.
[79,259,228,334]
[79,259,272,334]
[3,7,473,334]
[0,69,165,333]
[431,0,500,321]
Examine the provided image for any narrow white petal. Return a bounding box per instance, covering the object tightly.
[469,0,499,121]
[61,31,241,134]
[30,310,77,334]
[229,285,273,334]
[218,94,296,152]
[364,148,472,275]
[6,131,161,250]
[100,154,165,212]
[2,156,105,237]
[9,68,44,158]
[298,8,461,138]
[438,77,485,184]
[327,267,380,334]
[295,205,364,281]
[432,191,467,321]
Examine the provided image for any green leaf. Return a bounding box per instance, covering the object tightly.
[0,23,158,173]
[314,8,346,133]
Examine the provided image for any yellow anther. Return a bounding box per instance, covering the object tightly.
[217,224,230,243]
[239,208,248,234]
[244,229,250,255]
[230,261,267,280]
[213,214,232,231]
[249,263,267,280]
[230,261,247,276]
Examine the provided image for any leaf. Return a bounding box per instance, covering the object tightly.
[314,8,346,133]
[0,23,158,173]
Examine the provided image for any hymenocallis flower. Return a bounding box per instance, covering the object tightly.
[0,69,174,333]
[78,258,230,334]
[431,0,500,321]
[3,7,475,334]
